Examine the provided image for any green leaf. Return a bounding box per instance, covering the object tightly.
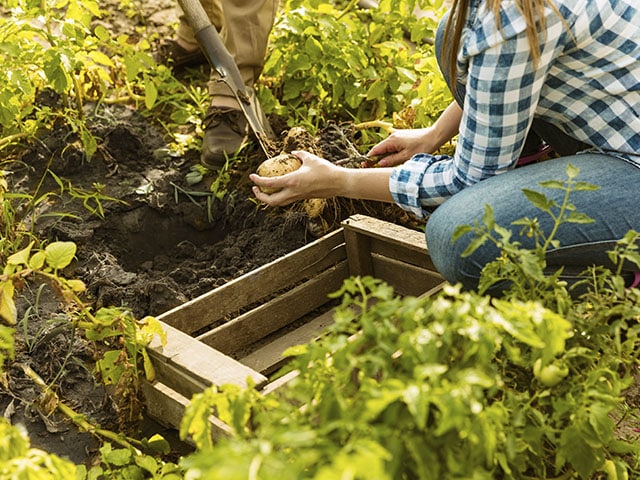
[100,444,132,466]
[538,180,565,189]
[88,50,114,67]
[305,36,323,60]
[572,181,599,191]
[45,241,77,270]
[145,434,171,455]
[482,204,495,230]
[365,79,387,101]
[460,234,488,257]
[522,189,552,212]
[180,388,216,450]
[144,76,157,110]
[588,403,615,443]
[96,349,124,385]
[451,224,473,242]
[558,425,601,478]
[564,211,595,224]
[134,454,158,474]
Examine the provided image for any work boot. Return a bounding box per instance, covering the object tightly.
[154,39,208,71]
[200,106,249,170]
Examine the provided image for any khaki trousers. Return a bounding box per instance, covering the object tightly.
[176,0,279,108]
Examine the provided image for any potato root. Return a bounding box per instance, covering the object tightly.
[256,153,302,193]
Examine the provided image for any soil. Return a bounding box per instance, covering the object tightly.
[0,0,418,466]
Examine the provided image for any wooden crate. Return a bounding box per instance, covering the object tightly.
[144,215,444,436]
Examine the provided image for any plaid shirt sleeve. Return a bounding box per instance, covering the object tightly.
[390,0,640,219]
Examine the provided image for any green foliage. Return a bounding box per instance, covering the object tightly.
[0,420,79,479]
[49,170,128,218]
[83,441,183,480]
[177,166,640,479]
[180,273,639,479]
[1,237,166,430]
[0,0,195,159]
[259,0,452,134]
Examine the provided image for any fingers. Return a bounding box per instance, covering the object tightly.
[250,150,315,207]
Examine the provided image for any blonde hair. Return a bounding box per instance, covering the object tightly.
[443,0,555,84]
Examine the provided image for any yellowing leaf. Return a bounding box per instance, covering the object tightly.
[65,279,86,292]
[141,348,155,381]
[28,251,46,270]
[7,241,34,267]
[45,241,77,270]
[0,282,17,325]
[88,50,115,67]
[137,316,166,347]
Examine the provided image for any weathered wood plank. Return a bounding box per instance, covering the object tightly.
[370,254,444,297]
[196,262,348,356]
[149,321,267,390]
[156,229,346,334]
[239,307,337,374]
[342,215,438,272]
[343,224,373,277]
[260,370,300,396]
[142,380,233,443]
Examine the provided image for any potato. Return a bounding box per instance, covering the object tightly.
[256,153,302,193]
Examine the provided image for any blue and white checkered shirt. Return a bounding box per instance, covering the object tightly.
[390,0,640,219]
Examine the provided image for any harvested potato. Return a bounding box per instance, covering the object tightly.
[256,153,302,193]
[303,198,326,218]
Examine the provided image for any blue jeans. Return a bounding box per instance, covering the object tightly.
[426,155,640,291]
[426,16,640,291]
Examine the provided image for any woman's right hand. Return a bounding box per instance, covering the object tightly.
[367,101,462,167]
[367,128,437,166]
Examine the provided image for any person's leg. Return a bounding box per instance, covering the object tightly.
[425,154,640,291]
[176,0,223,50]
[153,0,221,70]
[201,0,279,169]
[208,0,279,104]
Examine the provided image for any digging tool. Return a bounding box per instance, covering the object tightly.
[176,0,275,158]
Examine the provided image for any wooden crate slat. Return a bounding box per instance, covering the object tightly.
[142,380,233,443]
[239,307,337,374]
[150,355,208,400]
[342,214,429,255]
[368,236,437,271]
[260,370,300,396]
[149,322,267,389]
[370,254,444,297]
[197,261,349,356]
[343,224,373,277]
[156,229,346,334]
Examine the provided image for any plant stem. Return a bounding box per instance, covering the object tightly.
[18,362,144,451]
[0,132,31,152]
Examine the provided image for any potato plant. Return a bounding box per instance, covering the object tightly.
[259,0,452,139]
[0,0,203,160]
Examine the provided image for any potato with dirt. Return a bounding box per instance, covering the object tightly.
[255,153,302,194]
